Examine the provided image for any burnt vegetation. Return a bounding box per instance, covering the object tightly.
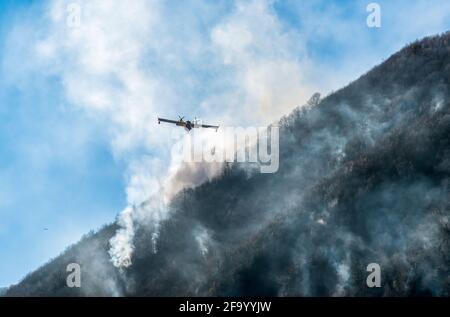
[5,32,450,297]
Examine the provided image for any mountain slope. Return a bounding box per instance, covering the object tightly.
[5,32,450,297]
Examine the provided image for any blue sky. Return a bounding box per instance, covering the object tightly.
[1,0,450,287]
[0,1,127,286]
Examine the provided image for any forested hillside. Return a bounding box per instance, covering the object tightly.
[5,32,450,297]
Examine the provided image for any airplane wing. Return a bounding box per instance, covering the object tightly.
[198,124,219,131]
[158,117,180,125]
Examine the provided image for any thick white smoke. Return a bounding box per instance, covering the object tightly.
[108,206,134,268]
[32,0,313,268]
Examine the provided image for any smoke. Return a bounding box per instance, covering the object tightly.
[108,206,134,268]
[26,0,315,269]
[5,29,450,297]
[209,0,313,124]
[2,0,450,297]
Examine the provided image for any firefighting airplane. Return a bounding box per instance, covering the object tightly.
[158,116,219,132]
